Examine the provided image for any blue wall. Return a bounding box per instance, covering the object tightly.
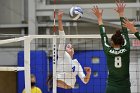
[17,50,107,93]
[17,50,48,93]
[73,50,108,93]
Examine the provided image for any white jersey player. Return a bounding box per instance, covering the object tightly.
[57,11,91,91]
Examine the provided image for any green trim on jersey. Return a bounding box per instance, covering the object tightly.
[134,31,140,40]
[99,17,130,87]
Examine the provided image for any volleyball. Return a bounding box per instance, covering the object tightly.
[69,6,83,20]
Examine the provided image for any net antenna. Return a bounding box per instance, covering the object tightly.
[53,0,56,34]
[135,0,140,28]
[53,0,57,93]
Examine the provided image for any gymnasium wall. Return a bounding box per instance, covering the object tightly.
[0,0,23,24]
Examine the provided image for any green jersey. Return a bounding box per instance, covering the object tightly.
[99,17,130,87]
[134,31,140,40]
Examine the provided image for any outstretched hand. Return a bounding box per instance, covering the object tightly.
[58,11,64,20]
[57,11,64,31]
[84,67,91,75]
[123,18,137,33]
[92,6,103,19]
[114,0,126,17]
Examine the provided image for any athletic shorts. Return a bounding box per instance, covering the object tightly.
[106,85,131,93]
[57,87,72,93]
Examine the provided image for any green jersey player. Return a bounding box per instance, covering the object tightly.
[92,1,131,93]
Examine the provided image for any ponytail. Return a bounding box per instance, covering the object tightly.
[111,30,124,46]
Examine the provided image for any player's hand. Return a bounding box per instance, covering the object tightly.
[84,67,91,75]
[92,6,103,19]
[58,11,63,20]
[114,0,126,17]
[123,18,137,33]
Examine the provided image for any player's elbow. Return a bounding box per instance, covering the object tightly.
[84,81,88,84]
[83,78,89,84]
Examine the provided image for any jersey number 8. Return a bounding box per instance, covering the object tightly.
[115,56,122,68]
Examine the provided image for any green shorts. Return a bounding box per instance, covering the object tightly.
[106,85,131,93]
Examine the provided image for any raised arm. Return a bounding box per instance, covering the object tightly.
[58,11,66,57]
[58,11,64,31]
[123,18,140,40]
[114,0,127,32]
[77,62,91,84]
[114,0,130,48]
[92,6,103,25]
[92,6,111,53]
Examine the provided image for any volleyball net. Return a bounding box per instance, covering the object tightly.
[0,34,140,93]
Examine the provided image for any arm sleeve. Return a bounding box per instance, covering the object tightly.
[99,25,111,54]
[134,32,140,40]
[58,31,66,57]
[120,17,130,49]
[78,63,86,84]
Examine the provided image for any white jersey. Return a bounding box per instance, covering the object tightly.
[57,31,86,88]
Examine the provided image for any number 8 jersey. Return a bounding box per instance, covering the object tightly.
[99,17,130,87]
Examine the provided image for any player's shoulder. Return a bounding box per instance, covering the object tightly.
[73,59,80,64]
[36,87,41,90]
[34,87,42,92]
[73,59,78,62]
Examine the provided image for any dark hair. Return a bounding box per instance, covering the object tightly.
[47,73,53,91]
[111,30,124,46]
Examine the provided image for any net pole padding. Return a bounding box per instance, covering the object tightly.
[24,37,33,93]
[0,67,24,71]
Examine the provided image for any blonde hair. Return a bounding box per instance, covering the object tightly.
[31,74,35,79]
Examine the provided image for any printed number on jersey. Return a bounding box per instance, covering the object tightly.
[72,66,76,72]
[115,56,122,68]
